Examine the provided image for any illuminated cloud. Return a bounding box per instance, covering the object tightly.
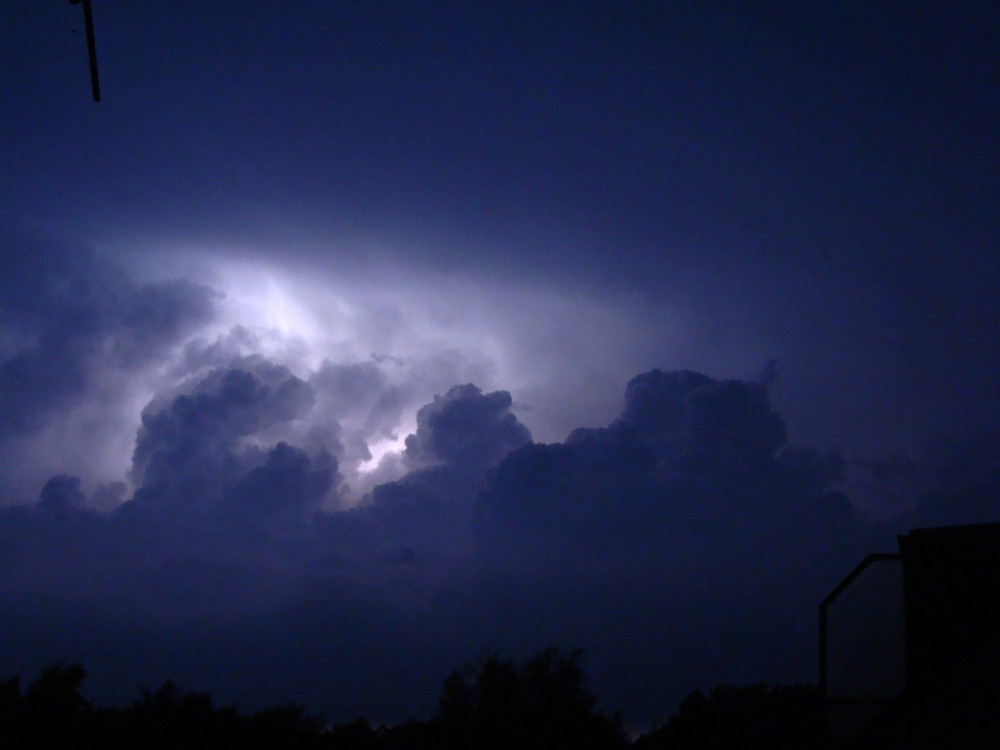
[0,230,997,727]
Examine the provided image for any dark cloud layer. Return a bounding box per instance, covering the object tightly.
[477,370,845,562]
[6,336,994,724]
[471,371,861,714]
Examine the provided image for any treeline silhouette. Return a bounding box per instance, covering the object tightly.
[0,648,823,749]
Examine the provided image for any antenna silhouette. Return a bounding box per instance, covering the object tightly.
[70,0,101,102]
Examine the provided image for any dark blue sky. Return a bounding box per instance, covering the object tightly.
[2,0,999,728]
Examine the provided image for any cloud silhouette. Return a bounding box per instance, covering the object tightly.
[129,361,315,507]
[404,383,532,471]
[38,474,87,513]
[476,369,849,568]
[226,442,337,520]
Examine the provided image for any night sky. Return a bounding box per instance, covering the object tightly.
[3,0,999,727]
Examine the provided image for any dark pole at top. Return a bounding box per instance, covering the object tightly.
[70,0,101,102]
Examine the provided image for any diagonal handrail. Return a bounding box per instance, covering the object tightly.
[818,552,902,699]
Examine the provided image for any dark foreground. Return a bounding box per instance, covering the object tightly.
[0,648,824,749]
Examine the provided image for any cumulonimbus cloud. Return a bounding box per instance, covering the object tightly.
[3,228,1000,726]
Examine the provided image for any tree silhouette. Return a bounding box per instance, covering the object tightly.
[247,702,328,749]
[0,675,24,746]
[3,662,93,748]
[326,716,380,749]
[436,647,627,750]
[0,656,832,749]
[119,680,240,748]
[634,683,824,750]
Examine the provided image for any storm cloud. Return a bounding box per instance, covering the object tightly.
[1,225,999,726]
[0,325,965,725]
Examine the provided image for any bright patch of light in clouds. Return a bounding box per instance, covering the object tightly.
[71,240,695,502]
[357,433,410,475]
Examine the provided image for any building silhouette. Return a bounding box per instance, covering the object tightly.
[820,522,1000,748]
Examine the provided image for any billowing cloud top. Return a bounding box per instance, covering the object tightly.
[404,383,531,471]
